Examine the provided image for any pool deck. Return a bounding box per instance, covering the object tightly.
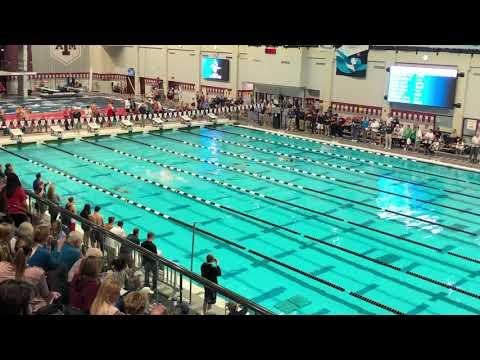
[0,119,235,147]
[236,120,480,173]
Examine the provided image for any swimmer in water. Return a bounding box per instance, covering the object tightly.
[113,186,129,193]
[278,156,294,162]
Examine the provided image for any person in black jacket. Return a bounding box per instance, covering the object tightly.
[141,232,158,292]
[201,254,221,315]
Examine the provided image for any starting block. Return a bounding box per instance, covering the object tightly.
[121,119,133,131]
[180,115,192,125]
[88,122,100,134]
[10,128,23,142]
[50,125,64,139]
[207,113,218,124]
[152,117,165,128]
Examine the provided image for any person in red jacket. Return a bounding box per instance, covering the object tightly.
[106,102,116,118]
[69,255,102,314]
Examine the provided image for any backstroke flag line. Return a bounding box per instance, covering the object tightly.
[336,45,369,78]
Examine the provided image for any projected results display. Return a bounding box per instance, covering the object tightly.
[387,65,457,108]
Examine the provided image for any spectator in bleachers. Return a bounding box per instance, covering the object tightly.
[10,221,33,252]
[27,225,58,272]
[141,231,158,291]
[226,302,248,316]
[5,163,14,176]
[0,238,60,312]
[53,231,82,272]
[423,128,435,155]
[0,223,13,263]
[0,279,35,315]
[47,183,61,224]
[5,173,29,227]
[68,247,103,282]
[69,255,102,314]
[90,276,123,315]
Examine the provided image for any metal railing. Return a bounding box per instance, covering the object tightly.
[24,189,273,315]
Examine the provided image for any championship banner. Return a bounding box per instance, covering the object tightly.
[336,45,369,78]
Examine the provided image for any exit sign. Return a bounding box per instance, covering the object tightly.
[265,47,276,54]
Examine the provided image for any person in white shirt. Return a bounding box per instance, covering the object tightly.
[109,220,127,258]
[470,133,480,163]
[84,106,92,119]
[125,98,131,114]
[415,125,423,151]
[423,129,435,154]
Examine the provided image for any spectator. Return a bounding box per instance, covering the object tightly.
[109,220,126,258]
[27,225,58,272]
[53,230,82,272]
[79,204,91,248]
[46,183,61,224]
[415,126,423,151]
[0,238,60,312]
[456,138,465,155]
[4,163,13,176]
[0,279,35,315]
[84,105,92,119]
[226,302,248,316]
[68,247,103,282]
[125,98,131,114]
[141,231,159,292]
[10,221,33,252]
[201,254,221,315]
[423,129,435,155]
[61,197,76,234]
[5,173,29,227]
[123,290,148,315]
[119,227,139,269]
[103,216,116,263]
[90,205,104,250]
[69,255,102,314]
[470,132,480,164]
[90,276,123,315]
[0,223,13,263]
[32,172,47,214]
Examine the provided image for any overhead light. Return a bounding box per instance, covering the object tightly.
[423,55,429,61]
[213,45,217,50]
[178,45,183,48]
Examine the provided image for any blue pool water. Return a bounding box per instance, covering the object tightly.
[2,124,480,315]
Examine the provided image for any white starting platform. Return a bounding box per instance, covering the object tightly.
[50,126,64,139]
[88,122,101,134]
[152,117,165,128]
[10,128,23,142]
[121,119,133,131]
[180,115,192,125]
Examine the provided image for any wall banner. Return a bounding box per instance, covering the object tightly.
[336,45,369,78]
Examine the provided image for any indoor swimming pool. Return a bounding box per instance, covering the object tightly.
[2,124,480,315]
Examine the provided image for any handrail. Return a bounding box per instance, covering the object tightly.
[24,189,273,315]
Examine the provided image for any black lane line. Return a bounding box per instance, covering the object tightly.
[235,124,480,177]
[0,146,406,314]
[153,130,480,222]
[82,136,480,269]
[45,142,480,301]
[150,131,477,236]
[232,125,480,188]
[111,136,478,262]
[206,127,480,201]
[179,130,480,218]
[77,137,480,299]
